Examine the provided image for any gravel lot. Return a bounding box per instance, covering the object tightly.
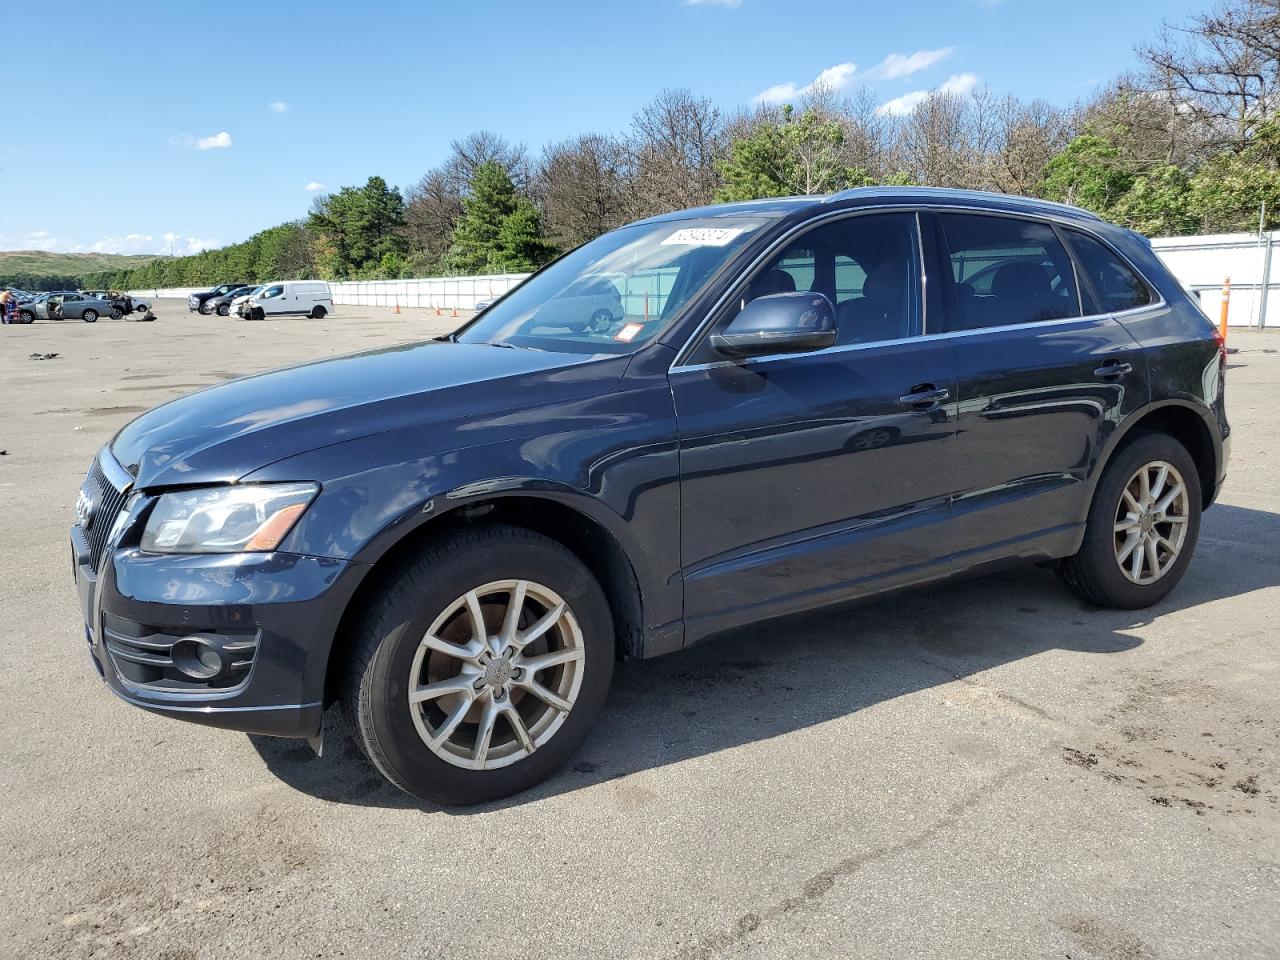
[2,300,1278,960]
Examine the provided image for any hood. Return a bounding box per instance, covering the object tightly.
[112,340,626,488]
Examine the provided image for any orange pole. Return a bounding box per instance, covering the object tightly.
[1219,276,1231,343]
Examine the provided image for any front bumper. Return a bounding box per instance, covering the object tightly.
[72,517,364,739]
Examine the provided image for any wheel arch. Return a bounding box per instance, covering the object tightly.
[1096,399,1221,509]
[322,492,646,706]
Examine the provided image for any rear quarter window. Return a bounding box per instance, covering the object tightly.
[1065,230,1155,314]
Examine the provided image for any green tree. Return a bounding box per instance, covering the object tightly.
[307,176,408,277]
[1039,134,1134,213]
[445,162,557,274]
[717,106,865,202]
[1110,166,1196,236]
[1187,119,1280,233]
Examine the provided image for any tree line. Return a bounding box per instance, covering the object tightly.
[23,0,1280,293]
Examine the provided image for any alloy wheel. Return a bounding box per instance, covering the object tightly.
[407,579,585,770]
[1113,460,1190,585]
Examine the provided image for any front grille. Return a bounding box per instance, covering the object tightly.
[102,613,259,691]
[82,457,128,572]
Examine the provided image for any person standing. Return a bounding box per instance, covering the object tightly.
[0,290,13,325]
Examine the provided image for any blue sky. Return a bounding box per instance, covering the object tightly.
[2,0,1202,257]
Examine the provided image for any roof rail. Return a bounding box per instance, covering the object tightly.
[823,186,1102,220]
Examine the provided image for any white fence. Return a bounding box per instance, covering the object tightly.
[128,273,531,311]
[128,234,1276,327]
[1151,232,1276,328]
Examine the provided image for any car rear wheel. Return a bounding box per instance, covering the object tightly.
[110,308,123,320]
[310,306,327,319]
[343,525,614,804]
[82,310,98,323]
[1058,432,1202,609]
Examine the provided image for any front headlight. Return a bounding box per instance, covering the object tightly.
[141,483,318,554]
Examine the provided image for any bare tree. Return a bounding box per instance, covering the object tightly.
[894,92,982,188]
[1139,1,1280,147]
[443,130,531,193]
[987,96,1074,195]
[536,134,630,248]
[626,88,727,217]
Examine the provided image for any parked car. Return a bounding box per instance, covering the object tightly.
[71,187,1229,804]
[81,290,152,318]
[533,275,623,332]
[239,281,333,320]
[20,290,113,322]
[188,283,249,314]
[226,285,265,317]
[205,285,257,317]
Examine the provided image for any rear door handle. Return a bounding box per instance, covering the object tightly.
[898,386,950,410]
[1094,361,1133,379]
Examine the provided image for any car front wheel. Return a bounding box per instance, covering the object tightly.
[1058,432,1202,609]
[343,525,614,804]
[198,302,212,315]
[217,304,230,316]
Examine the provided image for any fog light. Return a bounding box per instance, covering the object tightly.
[171,637,226,681]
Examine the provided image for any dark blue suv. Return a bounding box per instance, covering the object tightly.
[71,188,1229,803]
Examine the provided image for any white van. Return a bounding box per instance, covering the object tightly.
[243,281,334,319]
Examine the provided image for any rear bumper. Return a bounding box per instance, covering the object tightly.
[73,524,365,739]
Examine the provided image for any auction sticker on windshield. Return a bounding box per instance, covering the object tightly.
[661,227,744,247]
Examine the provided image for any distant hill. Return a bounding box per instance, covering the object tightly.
[0,250,165,277]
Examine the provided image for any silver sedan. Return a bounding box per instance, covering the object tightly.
[18,292,114,323]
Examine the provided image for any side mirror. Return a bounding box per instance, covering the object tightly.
[710,291,837,359]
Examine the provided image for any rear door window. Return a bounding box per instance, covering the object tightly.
[1064,229,1155,314]
[938,214,1081,331]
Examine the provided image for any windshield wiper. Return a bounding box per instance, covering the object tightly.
[434,332,459,343]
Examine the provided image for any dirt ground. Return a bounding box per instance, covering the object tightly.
[1,301,1277,959]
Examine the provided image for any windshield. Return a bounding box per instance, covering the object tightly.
[456,215,772,354]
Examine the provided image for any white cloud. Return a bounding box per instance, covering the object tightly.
[685,0,742,6]
[877,73,982,115]
[84,234,155,255]
[268,101,288,113]
[304,181,326,192]
[939,72,979,96]
[0,229,218,256]
[865,47,954,80]
[753,61,857,104]
[878,90,931,116]
[163,232,218,254]
[195,131,232,150]
[171,131,233,150]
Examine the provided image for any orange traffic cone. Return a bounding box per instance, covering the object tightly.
[435,305,441,316]
[393,300,401,315]
[451,306,458,318]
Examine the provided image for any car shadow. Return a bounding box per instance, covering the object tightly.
[248,502,1280,813]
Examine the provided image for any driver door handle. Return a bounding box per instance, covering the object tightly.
[898,386,950,410]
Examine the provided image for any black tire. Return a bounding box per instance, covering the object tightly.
[1058,432,1202,609]
[198,301,212,315]
[18,311,34,324]
[343,525,615,804]
[110,308,123,320]
[82,310,98,323]
[310,305,327,319]
[217,304,230,316]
